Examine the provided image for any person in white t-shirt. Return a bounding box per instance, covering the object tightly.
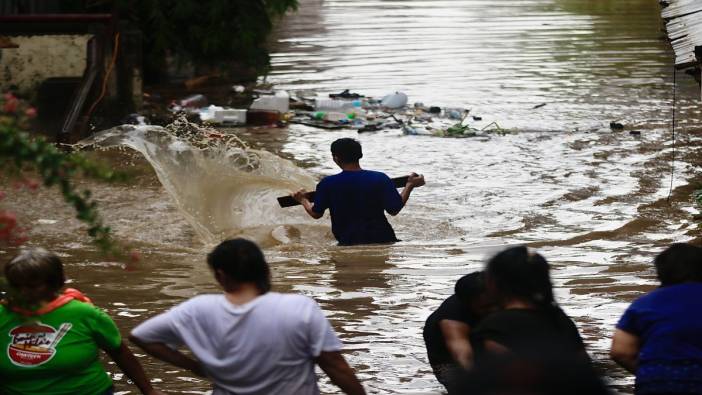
[129,238,365,395]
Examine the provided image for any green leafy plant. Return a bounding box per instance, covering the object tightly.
[0,92,128,255]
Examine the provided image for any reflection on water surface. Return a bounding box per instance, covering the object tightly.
[3,0,702,394]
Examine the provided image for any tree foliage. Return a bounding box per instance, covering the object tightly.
[114,0,298,80]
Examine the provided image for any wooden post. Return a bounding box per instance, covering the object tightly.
[695,46,702,100]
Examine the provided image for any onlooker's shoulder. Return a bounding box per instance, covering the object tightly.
[269,293,324,318]
[320,171,346,180]
[61,299,107,316]
[365,169,390,178]
[184,294,220,305]
[363,170,392,183]
[273,292,318,307]
[318,172,343,186]
[632,283,702,306]
[172,294,222,313]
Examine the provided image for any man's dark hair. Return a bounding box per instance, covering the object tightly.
[654,243,702,286]
[331,138,363,163]
[455,271,485,302]
[207,238,271,293]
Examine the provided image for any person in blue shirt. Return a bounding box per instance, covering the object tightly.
[610,243,702,395]
[292,138,424,245]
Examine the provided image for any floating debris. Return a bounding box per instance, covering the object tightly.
[610,121,625,131]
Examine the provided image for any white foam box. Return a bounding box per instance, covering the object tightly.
[214,109,247,124]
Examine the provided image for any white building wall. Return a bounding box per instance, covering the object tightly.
[0,35,90,93]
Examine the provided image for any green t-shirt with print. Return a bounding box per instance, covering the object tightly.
[0,299,122,395]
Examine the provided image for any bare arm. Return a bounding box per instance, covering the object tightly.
[483,339,511,355]
[610,329,640,373]
[292,189,323,219]
[315,351,366,395]
[104,341,167,395]
[439,320,473,370]
[129,335,206,377]
[389,173,425,216]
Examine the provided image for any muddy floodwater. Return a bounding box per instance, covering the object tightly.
[4,0,702,394]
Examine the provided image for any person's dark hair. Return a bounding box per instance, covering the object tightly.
[455,271,485,302]
[4,248,65,291]
[207,238,271,293]
[654,243,702,286]
[331,138,363,163]
[486,246,554,308]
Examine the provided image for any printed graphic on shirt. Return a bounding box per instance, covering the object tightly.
[6,322,72,367]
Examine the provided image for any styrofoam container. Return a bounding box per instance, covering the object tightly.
[215,109,246,124]
[249,90,289,113]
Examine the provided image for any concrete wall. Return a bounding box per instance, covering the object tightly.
[0,35,90,93]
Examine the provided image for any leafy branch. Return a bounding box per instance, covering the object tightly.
[0,92,128,255]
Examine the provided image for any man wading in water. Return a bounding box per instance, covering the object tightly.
[292,138,425,245]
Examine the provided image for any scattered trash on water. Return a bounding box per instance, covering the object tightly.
[380,91,408,109]
[177,94,208,109]
[610,121,625,131]
[124,113,149,126]
[164,87,513,138]
[247,110,282,126]
[445,107,468,120]
[199,106,247,125]
[249,90,289,113]
[329,89,364,99]
[357,124,382,133]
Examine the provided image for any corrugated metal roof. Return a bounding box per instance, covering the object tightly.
[661,0,702,68]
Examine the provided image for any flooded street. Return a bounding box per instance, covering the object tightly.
[4,0,702,393]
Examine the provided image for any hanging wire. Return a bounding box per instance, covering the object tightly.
[667,66,677,203]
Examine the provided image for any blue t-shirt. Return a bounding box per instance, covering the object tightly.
[312,170,403,245]
[617,283,702,394]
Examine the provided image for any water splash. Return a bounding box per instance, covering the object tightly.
[76,119,318,245]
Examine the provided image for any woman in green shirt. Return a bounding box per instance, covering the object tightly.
[0,248,166,395]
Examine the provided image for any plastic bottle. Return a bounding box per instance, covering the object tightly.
[315,98,355,112]
[179,94,208,108]
[444,107,467,120]
[380,92,408,109]
[323,112,349,122]
[249,91,289,113]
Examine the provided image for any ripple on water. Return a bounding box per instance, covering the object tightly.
[3,0,702,394]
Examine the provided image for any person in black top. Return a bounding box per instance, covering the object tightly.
[459,246,609,395]
[423,271,493,392]
[471,246,585,357]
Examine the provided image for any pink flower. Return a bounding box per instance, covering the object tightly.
[0,211,18,239]
[24,179,39,191]
[24,107,37,118]
[3,98,18,114]
[10,235,29,246]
